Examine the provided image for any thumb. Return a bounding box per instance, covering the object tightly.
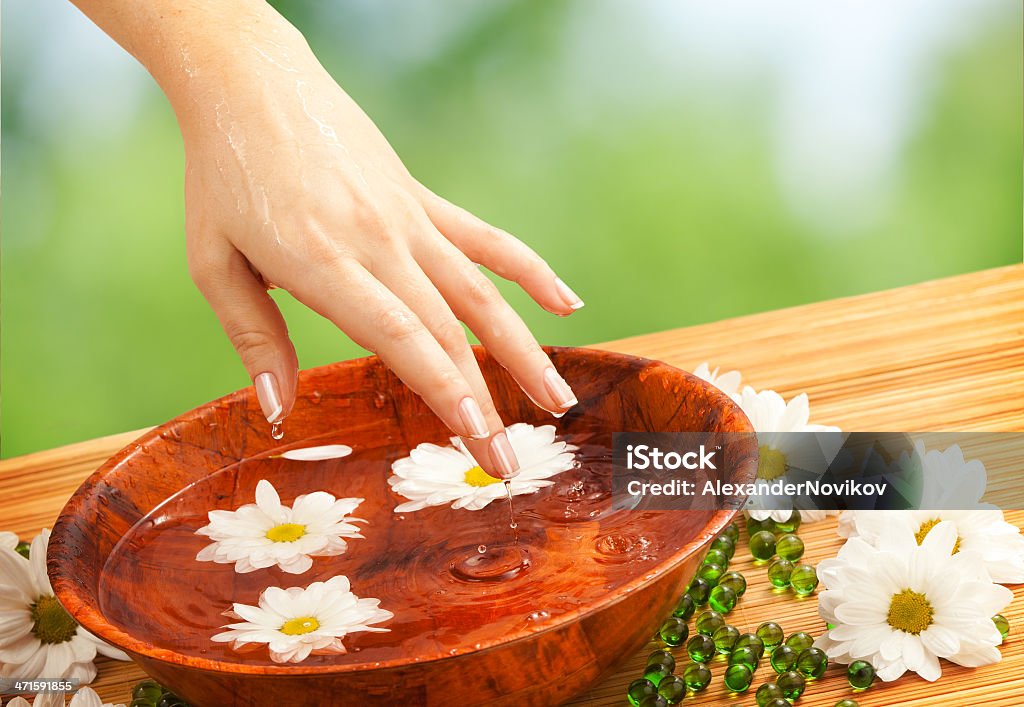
[192,250,299,423]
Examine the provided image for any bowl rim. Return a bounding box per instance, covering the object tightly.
[49,346,755,675]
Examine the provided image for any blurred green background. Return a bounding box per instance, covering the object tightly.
[2,1,1021,457]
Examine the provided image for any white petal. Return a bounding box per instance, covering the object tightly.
[280,445,353,461]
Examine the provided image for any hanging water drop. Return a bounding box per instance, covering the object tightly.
[270,420,284,440]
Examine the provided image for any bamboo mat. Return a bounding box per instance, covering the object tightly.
[1,264,1022,706]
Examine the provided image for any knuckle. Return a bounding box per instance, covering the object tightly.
[463,271,501,309]
[434,318,468,354]
[374,307,420,344]
[224,325,277,361]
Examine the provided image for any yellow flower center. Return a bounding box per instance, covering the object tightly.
[30,595,78,644]
[280,616,320,636]
[266,523,306,543]
[914,518,961,554]
[757,445,787,481]
[464,465,502,488]
[887,589,933,634]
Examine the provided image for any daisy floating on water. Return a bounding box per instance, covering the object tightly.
[195,479,365,575]
[692,362,742,402]
[7,687,125,707]
[0,530,129,684]
[211,576,392,663]
[737,386,842,523]
[815,519,1012,682]
[388,423,577,512]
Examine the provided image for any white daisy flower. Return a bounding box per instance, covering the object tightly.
[692,362,742,401]
[836,509,1024,584]
[737,387,842,523]
[7,687,125,707]
[0,531,19,551]
[211,576,392,663]
[195,479,365,575]
[388,423,577,512]
[913,441,994,511]
[0,530,129,684]
[815,520,1012,682]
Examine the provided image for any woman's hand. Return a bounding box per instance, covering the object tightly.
[70,0,584,478]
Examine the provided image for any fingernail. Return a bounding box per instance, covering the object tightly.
[458,397,490,439]
[554,277,585,310]
[543,367,578,409]
[489,431,520,479]
[255,372,284,423]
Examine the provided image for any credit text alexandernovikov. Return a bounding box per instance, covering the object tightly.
[624,478,888,498]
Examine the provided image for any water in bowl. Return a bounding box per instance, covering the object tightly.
[98,423,711,667]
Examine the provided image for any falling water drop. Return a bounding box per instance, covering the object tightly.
[477,545,487,554]
[270,420,284,440]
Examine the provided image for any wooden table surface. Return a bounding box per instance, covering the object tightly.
[2,264,1022,706]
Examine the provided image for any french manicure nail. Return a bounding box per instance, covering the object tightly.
[543,367,578,409]
[489,432,520,479]
[554,277,585,310]
[255,372,284,423]
[458,397,490,439]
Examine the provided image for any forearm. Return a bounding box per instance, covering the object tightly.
[68,0,316,128]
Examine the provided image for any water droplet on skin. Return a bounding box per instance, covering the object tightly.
[270,421,284,440]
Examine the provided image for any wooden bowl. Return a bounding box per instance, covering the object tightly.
[49,347,754,707]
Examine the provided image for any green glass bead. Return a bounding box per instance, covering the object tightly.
[776,533,805,561]
[835,701,860,707]
[130,700,156,707]
[711,534,737,560]
[719,570,747,597]
[722,521,741,544]
[770,644,799,674]
[749,530,777,561]
[627,678,658,706]
[729,645,760,670]
[704,548,730,568]
[847,660,875,690]
[734,632,766,659]
[132,681,164,702]
[993,613,1010,639]
[696,610,725,636]
[755,682,786,706]
[796,647,828,679]
[672,593,696,620]
[657,675,686,705]
[709,584,738,614]
[156,696,188,707]
[637,696,667,707]
[724,663,754,693]
[785,631,814,653]
[698,562,726,586]
[756,621,785,649]
[687,577,712,605]
[14,541,30,559]
[746,515,775,536]
[659,617,689,647]
[767,558,794,588]
[773,510,802,534]
[686,634,717,663]
[713,625,740,654]
[776,670,806,701]
[765,700,791,707]
[643,663,672,687]
[683,662,712,692]
[790,563,819,595]
[646,649,675,673]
